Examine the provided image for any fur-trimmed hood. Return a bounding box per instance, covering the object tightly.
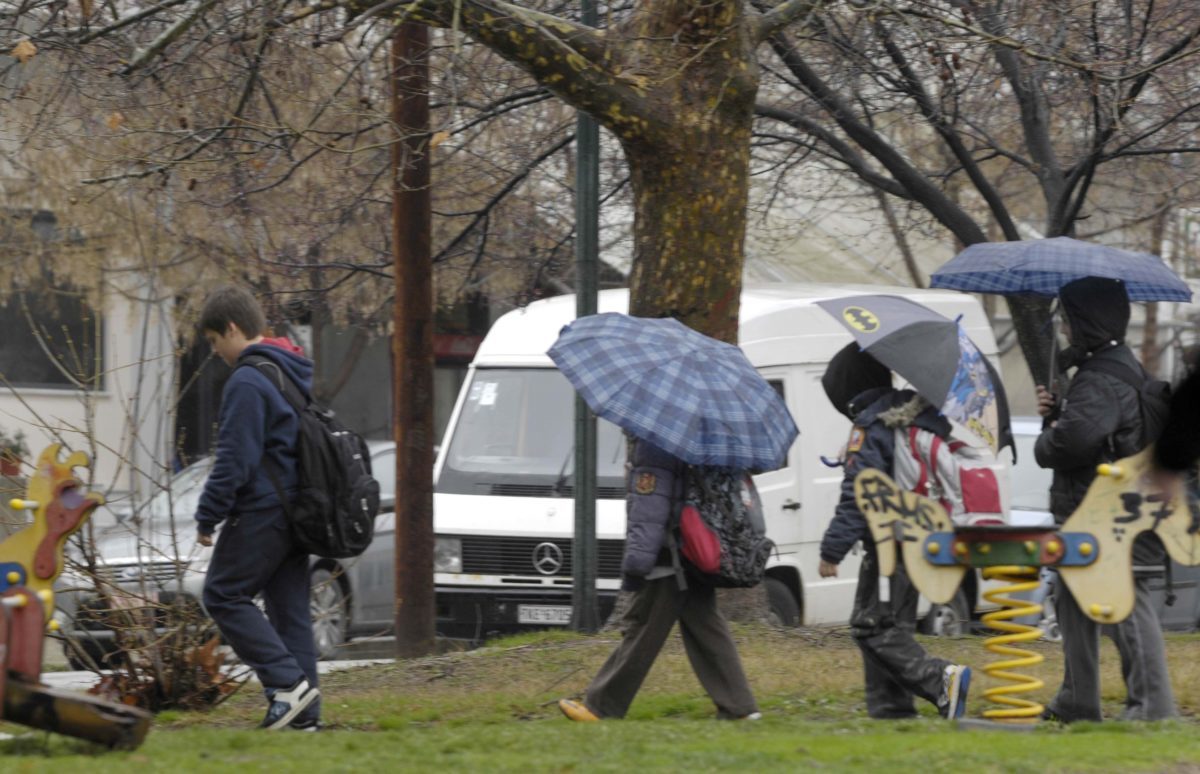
[857,389,952,437]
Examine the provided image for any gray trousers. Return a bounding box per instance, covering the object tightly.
[851,552,951,719]
[585,576,759,719]
[1048,573,1176,722]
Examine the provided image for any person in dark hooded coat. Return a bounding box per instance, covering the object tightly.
[1034,276,1176,723]
[818,343,972,720]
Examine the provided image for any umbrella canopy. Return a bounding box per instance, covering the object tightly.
[929,237,1192,302]
[815,295,1013,453]
[547,313,798,470]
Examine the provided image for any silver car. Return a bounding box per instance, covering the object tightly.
[56,441,401,668]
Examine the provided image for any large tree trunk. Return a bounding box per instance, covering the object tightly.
[624,121,752,343]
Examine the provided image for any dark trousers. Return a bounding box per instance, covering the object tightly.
[851,552,951,718]
[585,576,758,719]
[1049,573,1175,722]
[202,506,318,700]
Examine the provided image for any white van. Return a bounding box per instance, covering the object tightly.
[430,284,1007,637]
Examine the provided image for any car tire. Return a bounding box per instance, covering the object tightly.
[919,588,970,637]
[63,638,113,672]
[765,577,801,628]
[310,567,348,661]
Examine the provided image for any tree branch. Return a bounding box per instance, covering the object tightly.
[754,105,910,199]
[870,18,1019,240]
[763,29,987,245]
[754,0,823,41]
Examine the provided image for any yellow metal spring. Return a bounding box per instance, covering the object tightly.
[980,565,1045,722]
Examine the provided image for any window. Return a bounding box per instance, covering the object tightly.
[0,287,104,390]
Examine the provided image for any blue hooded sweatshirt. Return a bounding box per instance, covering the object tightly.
[195,342,314,536]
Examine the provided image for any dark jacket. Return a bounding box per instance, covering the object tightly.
[195,342,314,536]
[819,388,952,565]
[1034,278,1142,521]
[621,440,685,583]
[1155,367,1200,472]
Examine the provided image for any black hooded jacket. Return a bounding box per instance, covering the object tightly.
[1034,277,1145,520]
[819,388,953,565]
[1155,368,1200,471]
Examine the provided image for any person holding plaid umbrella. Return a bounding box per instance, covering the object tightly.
[548,313,793,722]
[933,240,1187,723]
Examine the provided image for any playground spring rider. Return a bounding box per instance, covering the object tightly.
[855,446,1200,723]
[0,444,151,748]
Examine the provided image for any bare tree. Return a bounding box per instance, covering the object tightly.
[2,0,829,344]
[750,0,1200,381]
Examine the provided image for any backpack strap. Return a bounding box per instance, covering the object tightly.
[908,427,929,495]
[1080,356,1147,391]
[666,464,692,591]
[1079,356,1149,455]
[236,354,301,517]
[238,354,307,415]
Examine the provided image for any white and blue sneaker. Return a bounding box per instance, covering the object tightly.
[259,679,320,730]
[941,665,971,720]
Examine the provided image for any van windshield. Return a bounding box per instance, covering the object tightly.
[437,368,628,496]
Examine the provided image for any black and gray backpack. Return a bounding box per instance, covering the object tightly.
[677,467,773,588]
[241,356,380,559]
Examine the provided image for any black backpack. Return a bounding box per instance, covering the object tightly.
[241,356,380,558]
[1082,357,1171,448]
[676,466,774,588]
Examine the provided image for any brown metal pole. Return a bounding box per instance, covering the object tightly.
[391,22,435,658]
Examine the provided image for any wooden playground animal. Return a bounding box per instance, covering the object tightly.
[852,447,1200,722]
[0,444,150,749]
[854,446,1200,623]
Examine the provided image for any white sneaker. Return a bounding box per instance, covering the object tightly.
[941,665,971,720]
[259,679,320,730]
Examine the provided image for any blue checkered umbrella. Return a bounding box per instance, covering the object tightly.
[547,313,798,470]
[930,237,1191,302]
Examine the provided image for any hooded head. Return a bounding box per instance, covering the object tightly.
[822,343,892,419]
[1058,276,1130,356]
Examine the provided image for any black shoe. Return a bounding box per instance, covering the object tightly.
[259,679,320,730]
[1040,707,1065,723]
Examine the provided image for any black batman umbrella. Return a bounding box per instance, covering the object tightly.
[816,294,1013,454]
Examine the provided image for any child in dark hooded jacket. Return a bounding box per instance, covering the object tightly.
[818,343,972,720]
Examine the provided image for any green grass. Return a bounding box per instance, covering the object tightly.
[4,627,1200,772]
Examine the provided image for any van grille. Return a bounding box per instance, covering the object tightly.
[487,484,625,499]
[461,536,624,578]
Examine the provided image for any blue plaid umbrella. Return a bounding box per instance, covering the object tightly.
[547,313,798,470]
[930,237,1191,302]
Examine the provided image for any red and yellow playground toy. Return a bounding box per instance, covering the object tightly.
[0,444,150,748]
[856,446,1200,723]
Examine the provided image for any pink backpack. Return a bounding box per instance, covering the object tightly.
[896,427,1004,526]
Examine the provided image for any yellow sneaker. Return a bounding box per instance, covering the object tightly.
[558,698,600,722]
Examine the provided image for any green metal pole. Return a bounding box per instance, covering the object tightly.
[571,0,600,633]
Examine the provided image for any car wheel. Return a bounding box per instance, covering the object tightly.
[765,577,801,628]
[62,638,114,672]
[919,588,970,637]
[1039,591,1062,642]
[310,567,348,660]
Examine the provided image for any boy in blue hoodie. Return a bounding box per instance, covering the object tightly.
[194,286,320,731]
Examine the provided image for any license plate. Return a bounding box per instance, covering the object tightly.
[517,605,572,625]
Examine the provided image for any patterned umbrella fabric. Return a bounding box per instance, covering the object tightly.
[816,295,1012,453]
[930,237,1191,302]
[547,313,799,470]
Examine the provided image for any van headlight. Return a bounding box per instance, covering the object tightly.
[434,537,462,573]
